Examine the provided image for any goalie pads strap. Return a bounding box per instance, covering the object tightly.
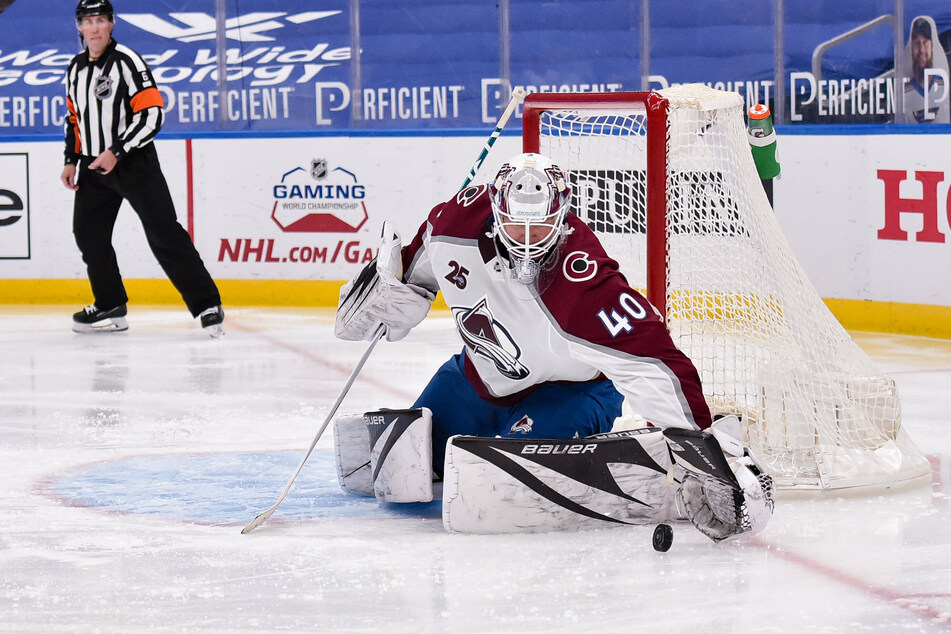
[442,429,678,534]
[367,408,434,503]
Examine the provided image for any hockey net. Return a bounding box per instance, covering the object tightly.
[522,85,931,491]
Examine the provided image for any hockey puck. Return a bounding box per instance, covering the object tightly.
[652,523,673,552]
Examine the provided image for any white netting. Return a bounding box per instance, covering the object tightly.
[531,85,930,491]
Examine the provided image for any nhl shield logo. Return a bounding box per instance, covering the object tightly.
[94,75,114,100]
[310,159,327,180]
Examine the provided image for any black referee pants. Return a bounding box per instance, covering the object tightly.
[72,143,221,317]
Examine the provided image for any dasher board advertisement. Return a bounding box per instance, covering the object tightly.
[2,0,950,135]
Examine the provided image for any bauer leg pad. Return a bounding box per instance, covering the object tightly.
[333,413,373,496]
[367,408,433,503]
[442,428,678,534]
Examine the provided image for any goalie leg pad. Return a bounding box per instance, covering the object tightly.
[367,408,434,503]
[442,429,678,534]
[333,414,373,496]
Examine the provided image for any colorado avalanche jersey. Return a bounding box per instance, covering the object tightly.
[402,185,711,431]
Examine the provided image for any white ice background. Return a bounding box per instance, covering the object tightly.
[1,307,949,633]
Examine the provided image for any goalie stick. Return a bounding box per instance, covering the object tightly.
[241,88,528,534]
[241,324,384,534]
[460,87,526,189]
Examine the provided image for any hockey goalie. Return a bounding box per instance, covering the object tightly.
[333,153,773,542]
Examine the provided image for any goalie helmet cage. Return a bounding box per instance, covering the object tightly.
[521,85,931,491]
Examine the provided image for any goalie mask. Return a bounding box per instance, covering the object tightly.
[490,153,571,286]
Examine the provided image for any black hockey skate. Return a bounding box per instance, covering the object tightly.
[199,305,225,338]
[72,304,128,333]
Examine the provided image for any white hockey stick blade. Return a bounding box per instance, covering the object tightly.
[241,326,384,534]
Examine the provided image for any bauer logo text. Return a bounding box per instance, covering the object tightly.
[520,444,597,455]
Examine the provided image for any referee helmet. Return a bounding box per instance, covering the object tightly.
[76,0,114,21]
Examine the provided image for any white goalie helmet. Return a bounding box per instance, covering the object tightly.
[489,153,571,285]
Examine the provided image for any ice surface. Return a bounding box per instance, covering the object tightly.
[1,306,949,633]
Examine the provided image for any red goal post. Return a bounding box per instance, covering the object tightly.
[520,86,931,492]
[522,91,670,316]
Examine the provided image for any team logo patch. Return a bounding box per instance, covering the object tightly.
[510,415,533,435]
[453,298,529,380]
[563,251,597,282]
[455,184,487,207]
[94,75,114,100]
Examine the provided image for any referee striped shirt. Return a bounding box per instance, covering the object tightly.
[64,38,165,164]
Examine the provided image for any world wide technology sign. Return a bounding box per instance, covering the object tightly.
[1,0,950,136]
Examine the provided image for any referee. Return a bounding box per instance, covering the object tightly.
[60,0,224,336]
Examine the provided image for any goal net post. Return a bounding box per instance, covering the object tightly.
[522,85,931,492]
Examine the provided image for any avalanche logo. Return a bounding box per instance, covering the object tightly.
[453,298,529,380]
[563,250,597,282]
[510,415,534,435]
[455,184,487,208]
[271,161,369,233]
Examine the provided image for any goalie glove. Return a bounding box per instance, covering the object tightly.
[666,415,775,543]
[679,454,774,543]
[335,221,435,342]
